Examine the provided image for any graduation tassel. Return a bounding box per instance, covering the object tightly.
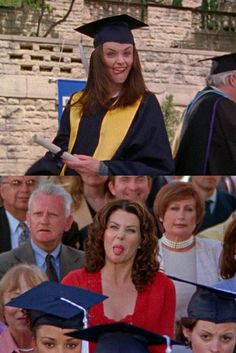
[163,335,172,353]
[60,297,89,353]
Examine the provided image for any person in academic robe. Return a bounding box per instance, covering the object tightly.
[174,52,236,174]
[26,14,174,176]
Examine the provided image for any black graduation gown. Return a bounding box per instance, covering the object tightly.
[26,91,174,175]
[175,88,236,175]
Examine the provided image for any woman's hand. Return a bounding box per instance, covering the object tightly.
[63,154,100,175]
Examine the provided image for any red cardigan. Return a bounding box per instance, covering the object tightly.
[62,269,176,353]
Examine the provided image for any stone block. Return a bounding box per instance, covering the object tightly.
[0,75,27,97]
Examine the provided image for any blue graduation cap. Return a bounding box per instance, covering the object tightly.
[75,14,148,48]
[67,322,181,353]
[200,52,236,75]
[168,276,236,323]
[6,281,107,329]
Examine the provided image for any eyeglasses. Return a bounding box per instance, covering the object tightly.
[1,179,38,188]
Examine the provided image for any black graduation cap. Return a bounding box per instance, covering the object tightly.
[6,281,107,329]
[75,14,148,48]
[67,322,181,353]
[168,276,236,323]
[200,52,236,75]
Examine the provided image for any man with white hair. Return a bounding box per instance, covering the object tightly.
[0,182,84,280]
[175,52,236,174]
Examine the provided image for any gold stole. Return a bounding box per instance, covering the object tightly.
[60,92,142,175]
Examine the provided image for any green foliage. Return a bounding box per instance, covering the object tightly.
[0,0,22,7]
[172,0,183,6]
[201,0,220,30]
[161,94,180,144]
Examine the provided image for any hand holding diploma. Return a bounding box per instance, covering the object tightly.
[32,135,79,162]
[33,135,100,175]
[63,154,100,175]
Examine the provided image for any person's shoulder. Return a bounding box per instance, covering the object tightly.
[195,236,222,248]
[217,189,236,203]
[0,247,15,261]
[143,90,158,102]
[151,271,175,287]
[61,243,85,256]
[61,267,88,284]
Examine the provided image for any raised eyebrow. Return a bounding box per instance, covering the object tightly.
[109,220,119,225]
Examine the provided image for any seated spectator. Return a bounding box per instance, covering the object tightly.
[0,176,40,254]
[51,175,112,250]
[0,182,85,281]
[153,182,222,334]
[0,264,47,353]
[181,284,236,353]
[214,218,236,291]
[62,199,176,353]
[6,281,106,353]
[191,176,236,232]
[108,176,152,205]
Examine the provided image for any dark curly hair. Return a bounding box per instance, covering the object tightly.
[84,199,160,292]
[220,218,236,279]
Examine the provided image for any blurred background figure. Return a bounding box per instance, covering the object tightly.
[191,176,236,233]
[108,176,152,205]
[0,264,47,353]
[219,176,236,196]
[7,281,106,353]
[214,218,236,291]
[51,175,112,250]
[0,182,85,281]
[153,182,222,336]
[0,176,40,254]
[62,199,176,353]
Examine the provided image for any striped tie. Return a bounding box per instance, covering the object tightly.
[18,222,29,247]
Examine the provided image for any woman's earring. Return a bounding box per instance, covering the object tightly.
[234,254,236,260]
[159,217,163,222]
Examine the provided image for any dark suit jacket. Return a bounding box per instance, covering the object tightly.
[0,207,12,253]
[198,189,236,232]
[0,240,85,280]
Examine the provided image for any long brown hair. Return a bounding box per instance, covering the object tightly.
[73,45,146,116]
[84,199,159,291]
[220,218,236,279]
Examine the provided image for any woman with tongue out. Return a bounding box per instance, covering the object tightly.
[62,199,176,353]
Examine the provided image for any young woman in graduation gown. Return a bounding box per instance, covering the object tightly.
[26,15,174,176]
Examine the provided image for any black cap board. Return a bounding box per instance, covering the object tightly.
[75,14,148,48]
[67,322,181,353]
[200,52,236,75]
[6,281,107,329]
[168,276,236,323]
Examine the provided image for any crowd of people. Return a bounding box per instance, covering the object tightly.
[0,175,235,353]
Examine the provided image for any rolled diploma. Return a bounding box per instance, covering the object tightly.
[33,135,79,162]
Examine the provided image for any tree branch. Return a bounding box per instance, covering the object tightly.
[43,0,76,37]
[36,0,46,37]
